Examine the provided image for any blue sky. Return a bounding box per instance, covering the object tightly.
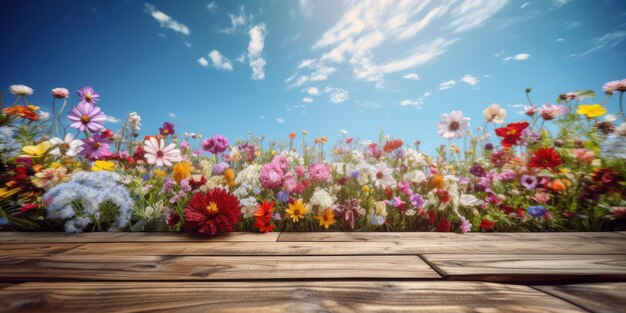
[2,0,625,152]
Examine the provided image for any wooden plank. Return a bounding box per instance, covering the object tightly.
[0,255,439,282]
[0,281,585,313]
[0,243,83,257]
[0,232,279,243]
[422,254,626,283]
[534,283,626,313]
[57,238,626,256]
[277,232,623,242]
[616,231,626,237]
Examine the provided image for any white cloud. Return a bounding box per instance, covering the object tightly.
[306,87,319,95]
[276,117,285,123]
[578,30,626,57]
[403,73,420,80]
[448,0,509,33]
[299,0,313,17]
[564,21,580,30]
[145,3,190,36]
[400,99,422,108]
[206,2,218,13]
[197,57,209,67]
[302,97,314,103]
[504,53,530,61]
[520,2,530,9]
[248,24,267,80]
[329,88,349,103]
[461,74,478,86]
[555,38,564,42]
[310,65,335,81]
[168,113,176,119]
[552,0,569,8]
[236,54,246,63]
[106,116,120,123]
[208,50,234,71]
[260,115,266,119]
[439,80,456,90]
[184,41,192,48]
[297,59,315,69]
[220,6,250,34]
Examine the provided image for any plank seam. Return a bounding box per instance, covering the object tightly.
[417,254,448,279]
[528,285,593,313]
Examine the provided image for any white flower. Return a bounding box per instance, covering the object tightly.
[145,199,166,218]
[127,112,142,131]
[341,129,348,135]
[483,103,506,124]
[460,194,480,207]
[235,164,262,186]
[49,133,84,157]
[9,84,33,96]
[309,188,335,210]
[403,169,427,184]
[38,111,50,121]
[239,196,258,218]
[437,111,470,139]
[368,201,388,217]
[604,114,618,123]
[370,163,396,189]
[143,137,182,167]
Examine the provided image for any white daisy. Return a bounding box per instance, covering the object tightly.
[49,133,84,157]
[437,111,470,139]
[143,137,182,167]
[370,163,396,189]
[483,103,506,124]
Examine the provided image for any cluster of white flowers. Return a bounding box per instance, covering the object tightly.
[127,112,141,131]
[308,188,335,212]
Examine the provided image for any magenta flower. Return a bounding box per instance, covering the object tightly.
[159,122,175,136]
[459,217,472,233]
[309,163,330,182]
[80,133,111,160]
[334,199,363,231]
[259,162,283,189]
[77,87,100,105]
[202,134,229,154]
[67,102,107,133]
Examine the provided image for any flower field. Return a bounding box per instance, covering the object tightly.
[1,82,625,235]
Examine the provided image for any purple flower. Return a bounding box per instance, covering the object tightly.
[520,175,538,190]
[202,134,229,154]
[469,163,486,177]
[277,190,290,203]
[334,199,363,231]
[67,102,107,133]
[80,133,111,160]
[159,122,175,136]
[238,143,257,162]
[77,87,100,105]
[410,194,425,208]
[212,162,230,175]
[460,216,472,233]
[520,129,540,146]
[484,143,494,150]
[350,170,360,179]
[527,205,548,218]
[474,183,486,192]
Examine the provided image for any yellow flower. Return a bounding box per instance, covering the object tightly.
[32,166,69,189]
[285,199,308,223]
[172,162,192,183]
[91,160,115,172]
[314,208,336,229]
[0,187,21,199]
[223,168,236,188]
[22,141,51,158]
[362,185,370,194]
[577,104,606,118]
[153,169,167,177]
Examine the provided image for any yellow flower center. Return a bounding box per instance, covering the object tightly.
[85,93,92,101]
[206,201,219,214]
[81,115,91,123]
[506,129,517,135]
[163,129,169,134]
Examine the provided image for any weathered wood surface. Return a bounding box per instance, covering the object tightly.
[0,255,440,282]
[0,243,83,257]
[422,254,626,283]
[0,281,585,313]
[0,231,279,243]
[534,283,626,313]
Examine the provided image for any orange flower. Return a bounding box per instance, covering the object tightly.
[3,105,39,121]
[548,179,568,192]
[428,174,445,190]
[289,132,296,140]
[383,139,403,153]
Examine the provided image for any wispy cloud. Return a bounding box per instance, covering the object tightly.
[197,57,209,67]
[439,80,456,90]
[206,2,218,13]
[520,2,530,9]
[248,24,267,80]
[106,116,120,123]
[552,0,570,8]
[504,53,530,61]
[302,97,314,103]
[276,117,285,123]
[145,3,190,36]
[578,30,626,57]
[400,99,422,108]
[306,87,319,95]
[461,74,478,86]
[327,87,349,103]
[299,0,313,17]
[220,6,250,34]
[403,73,420,80]
[208,50,233,71]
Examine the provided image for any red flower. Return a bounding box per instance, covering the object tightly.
[20,203,40,213]
[436,218,451,232]
[383,139,403,153]
[254,200,275,233]
[480,218,495,231]
[495,122,529,148]
[528,147,562,171]
[183,188,242,236]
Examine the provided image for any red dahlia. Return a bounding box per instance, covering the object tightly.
[254,200,275,233]
[183,188,242,236]
[495,122,529,148]
[528,147,562,171]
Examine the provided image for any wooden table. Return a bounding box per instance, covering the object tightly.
[0,232,624,312]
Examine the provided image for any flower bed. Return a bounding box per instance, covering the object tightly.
[1,82,625,235]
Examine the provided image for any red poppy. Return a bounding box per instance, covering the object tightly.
[254,200,274,222]
[480,218,495,231]
[495,122,529,148]
[436,218,451,232]
[183,188,242,236]
[383,139,403,153]
[528,147,562,170]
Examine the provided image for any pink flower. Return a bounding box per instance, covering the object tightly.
[524,105,538,117]
[295,165,308,177]
[309,163,330,182]
[273,155,289,172]
[533,191,550,204]
[77,87,100,105]
[259,162,284,189]
[202,134,229,154]
[460,216,472,233]
[397,181,413,197]
[603,79,626,95]
[572,148,594,164]
[51,88,69,99]
[282,176,298,193]
[67,102,107,133]
[143,137,182,167]
[539,104,568,120]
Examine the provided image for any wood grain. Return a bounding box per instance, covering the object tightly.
[0,232,279,243]
[0,243,83,257]
[0,281,585,313]
[278,232,624,242]
[534,283,626,313]
[56,238,626,256]
[0,255,440,282]
[422,254,626,283]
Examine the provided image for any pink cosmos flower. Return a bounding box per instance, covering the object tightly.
[51,88,69,99]
[524,105,538,117]
[602,79,626,95]
[143,137,182,167]
[539,104,568,120]
[309,163,330,182]
[67,102,107,133]
[80,133,111,160]
[77,87,100,105]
